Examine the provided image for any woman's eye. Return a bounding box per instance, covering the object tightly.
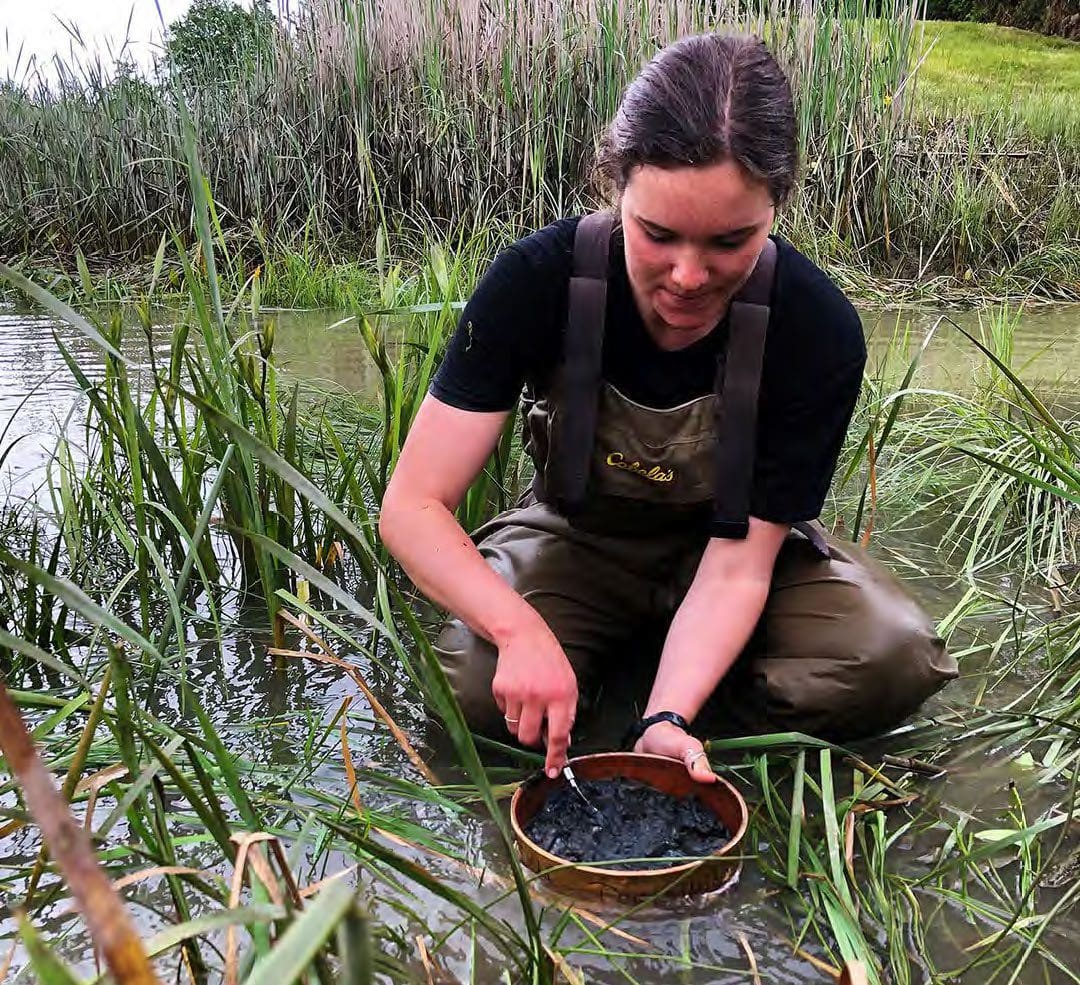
[711,238,746,251]
[643,227,673,243]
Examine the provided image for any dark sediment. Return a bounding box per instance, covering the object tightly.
[523,777,731,870]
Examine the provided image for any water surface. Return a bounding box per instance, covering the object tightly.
[2,302,1078,495]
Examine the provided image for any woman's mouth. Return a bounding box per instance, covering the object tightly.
[658,288,713,311]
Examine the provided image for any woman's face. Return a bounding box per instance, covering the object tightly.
[620,159,776,349]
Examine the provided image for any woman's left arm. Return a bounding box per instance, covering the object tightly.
[637,277,867,777]
[634,517,789,779]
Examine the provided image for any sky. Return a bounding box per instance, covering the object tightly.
[0,1,215,82]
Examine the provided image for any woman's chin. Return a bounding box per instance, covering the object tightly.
[655,306,715,334]
[653,293,726,331]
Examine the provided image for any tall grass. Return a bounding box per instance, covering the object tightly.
[6,250,1080,981]
[1,0,1078,291]
[843,306,1080,585]
[0,121,567,980]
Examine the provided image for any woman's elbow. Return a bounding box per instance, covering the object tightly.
[378,485,410,556]
[379,483,442,557]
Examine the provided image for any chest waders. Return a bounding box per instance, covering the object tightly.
[433,215,956,744]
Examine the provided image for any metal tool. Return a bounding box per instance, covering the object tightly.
[562,764,603,819]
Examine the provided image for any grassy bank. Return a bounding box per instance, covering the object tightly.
[3,149,1080,981]
[1,0,1078,297]
[5,222,1077,312]
[917,21,1080,144]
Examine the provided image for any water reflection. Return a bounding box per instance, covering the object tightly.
[862,304,1080,399]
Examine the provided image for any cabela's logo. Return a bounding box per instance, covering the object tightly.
[605,451,675,483]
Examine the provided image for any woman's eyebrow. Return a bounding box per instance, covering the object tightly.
[636,215,758,238]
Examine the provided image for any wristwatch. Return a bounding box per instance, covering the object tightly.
[621,710,692,750]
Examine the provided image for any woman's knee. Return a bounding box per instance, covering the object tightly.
[863,604,956,724]
[766,623,952,740]
[760,552,957,739]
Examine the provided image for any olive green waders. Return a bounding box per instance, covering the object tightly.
[435,214,956,742]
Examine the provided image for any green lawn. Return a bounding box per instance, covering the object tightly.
[915,21,1080,142]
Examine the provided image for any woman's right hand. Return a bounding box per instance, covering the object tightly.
[492,621,578,779]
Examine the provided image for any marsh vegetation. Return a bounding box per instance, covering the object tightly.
[1,0,1078,301]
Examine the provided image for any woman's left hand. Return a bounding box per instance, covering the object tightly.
[634,721,716,783]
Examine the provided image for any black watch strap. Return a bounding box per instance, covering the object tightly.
[621,711,692,750]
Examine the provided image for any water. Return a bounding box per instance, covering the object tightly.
[2,299,1080,982]
[2,302,1078,497]
[862,305,1080,396]
[0,305,387,499]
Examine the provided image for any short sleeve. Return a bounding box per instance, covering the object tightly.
[429,248,536,411]
[429,223,571,412]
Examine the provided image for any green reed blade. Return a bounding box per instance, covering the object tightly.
[245,532,388,637]
[0,629,88,690]
[787,749,806,890]
[335,903,374,985]
[30,693,90,742]
[179,677,262,833]
[953,447,1080,507]
[819,750,857,913]
[130,408,221,581]
[243,882,360,985]
[129,725,236,859]
[84,906,289,985]
[162,383,380,564]
[0,548,160,661]
[0,262,126,363]
[950,319,1080,458]
[322,815,527,959]
[17,915,83,985]
[95,736,183,841]
[705,732,841,752]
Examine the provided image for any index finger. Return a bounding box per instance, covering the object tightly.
[543,701,573,779]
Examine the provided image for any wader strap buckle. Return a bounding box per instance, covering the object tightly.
[547,211,615,514]
[792,519,832,559]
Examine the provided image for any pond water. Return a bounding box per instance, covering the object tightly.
[1,299,1079,982]
[2,302,1078,496]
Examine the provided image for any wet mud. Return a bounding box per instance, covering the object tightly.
[523,776,731,869]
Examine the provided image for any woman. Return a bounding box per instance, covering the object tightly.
[380,33,955,783]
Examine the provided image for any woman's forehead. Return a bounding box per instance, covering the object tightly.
[622,160,773,235]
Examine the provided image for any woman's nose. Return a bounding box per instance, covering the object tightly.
[669,252,709,292]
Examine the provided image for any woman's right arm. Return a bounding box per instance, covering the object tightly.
[379,394,578,777]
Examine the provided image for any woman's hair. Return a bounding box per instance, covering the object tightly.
[595,33,798,206]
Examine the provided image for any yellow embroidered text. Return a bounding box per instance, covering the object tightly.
[605,452,675,483]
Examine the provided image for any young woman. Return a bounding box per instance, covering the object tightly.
[380,33,955,783]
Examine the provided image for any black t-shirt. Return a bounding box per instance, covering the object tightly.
[430,217,866,530]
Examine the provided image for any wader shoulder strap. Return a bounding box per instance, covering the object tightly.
[546,211,614,513]
[713,238,830,555]
[711,237,776,539]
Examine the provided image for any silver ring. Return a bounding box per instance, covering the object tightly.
[505,716,520,725]
[683,747,707,768]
